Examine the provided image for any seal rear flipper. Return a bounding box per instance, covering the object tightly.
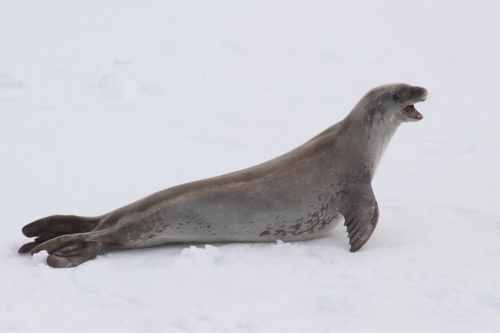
[342,190,379,252]
[18,215,100,254]
[30,233,109,268]
[18,241,43,254]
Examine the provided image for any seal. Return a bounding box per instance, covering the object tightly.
[18,83,427,267]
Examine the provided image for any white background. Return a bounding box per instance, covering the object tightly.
[1,1,499,332]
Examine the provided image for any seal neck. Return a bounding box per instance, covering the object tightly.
[340,116,400,176]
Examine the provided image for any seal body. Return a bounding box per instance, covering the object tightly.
[19,83,427,267]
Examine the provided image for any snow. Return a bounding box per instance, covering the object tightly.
[1,1,500,332]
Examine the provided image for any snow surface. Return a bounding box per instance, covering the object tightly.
[1,1,500,332]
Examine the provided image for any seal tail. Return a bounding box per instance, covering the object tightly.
[30,233,109,268]
[18,215,101,254]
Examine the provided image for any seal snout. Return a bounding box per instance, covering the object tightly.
[403,86,427,121]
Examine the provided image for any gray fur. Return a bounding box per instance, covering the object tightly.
[19,83,427,267]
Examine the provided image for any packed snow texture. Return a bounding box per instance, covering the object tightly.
[1,1,500,332]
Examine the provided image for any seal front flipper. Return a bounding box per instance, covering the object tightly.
[342,187,379,252]
[18,215,100,254]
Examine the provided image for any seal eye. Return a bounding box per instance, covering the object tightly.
[392,93,401,101]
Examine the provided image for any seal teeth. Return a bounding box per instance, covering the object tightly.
[403,105,423,120]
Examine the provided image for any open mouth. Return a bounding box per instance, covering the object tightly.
[403,104,423,120]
